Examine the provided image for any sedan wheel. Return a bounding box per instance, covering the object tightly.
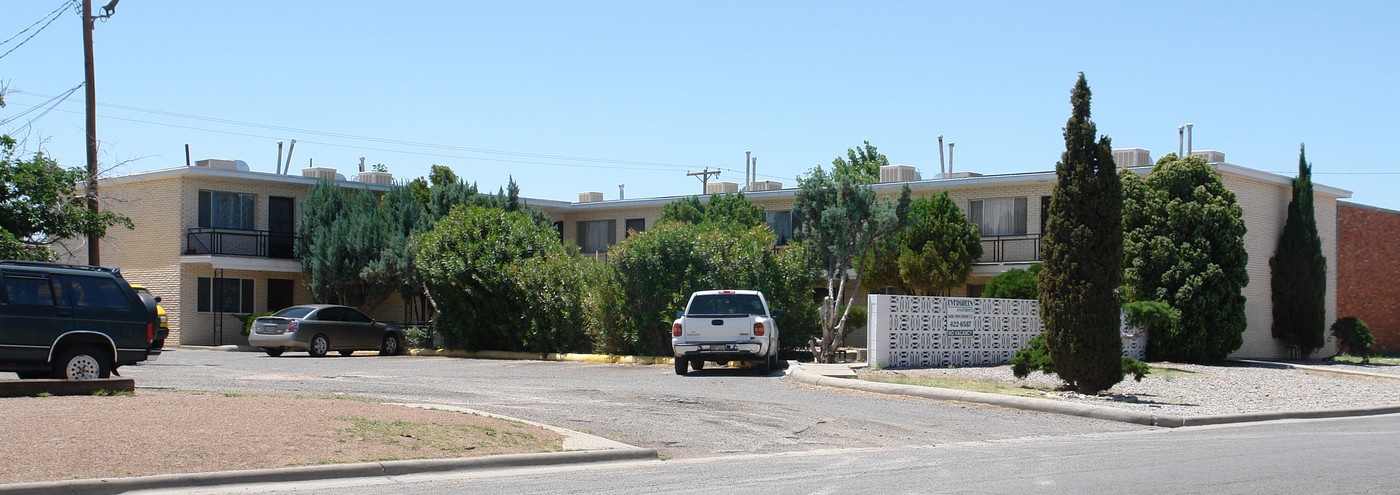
[380,335,401,356]
[308,334,329,357]
[264,349,284,357]
[339,350,355,356]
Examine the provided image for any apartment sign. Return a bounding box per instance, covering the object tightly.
[945,298,977,336]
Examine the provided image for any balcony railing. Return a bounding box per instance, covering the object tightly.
[186,228,299,259]
[978,233,1042,263]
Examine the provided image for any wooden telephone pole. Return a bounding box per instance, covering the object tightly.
[687,168,721,194]
[83,0,100,265]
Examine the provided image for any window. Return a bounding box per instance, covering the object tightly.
[62,275,133,310]
[198,191,256,230]
[765,210,793,245]
[967,284,986,298]
[576,220,616,253]
[196,277,254,313]
[625,218,645,238]
[4,276,54,306]
[553,221,564,242]
[968,197,1027,236]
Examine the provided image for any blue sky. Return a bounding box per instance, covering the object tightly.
[3,1,1397,209]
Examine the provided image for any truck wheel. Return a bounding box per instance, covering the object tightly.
[674,356,688,376]
[691,359,705,371]
[758,356,772,375]
[52,345,111,380]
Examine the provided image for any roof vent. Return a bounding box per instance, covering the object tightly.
[357,171,393,185]
[749,180,783,191]
[579,191,604,203]
[1189,150,1225,163]
[302,167,338,180]
[195,159,243,170]
[1112,148,1152,168]
[879,164,919,182]
[705,181,739,195]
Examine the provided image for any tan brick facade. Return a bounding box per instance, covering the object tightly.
[1338,202,1400,353]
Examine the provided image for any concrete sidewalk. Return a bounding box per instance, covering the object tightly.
[788,364,1400,428]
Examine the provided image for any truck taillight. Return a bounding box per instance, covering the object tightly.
[673,322,683,337]
[753,322,765,336]
[147,322,154,343]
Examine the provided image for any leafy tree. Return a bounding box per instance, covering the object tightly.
[982,264,1042,299]
[1121,153,1248,363]
[0,134,132,261]
[363,184,433,322]
[415,205,580,352]
[1039,74,1124,394]
[1271,145,1327,356]
[863,191,982,296]
[599,218,818,356]
[830,140,889,184]
[297,182,392,308]
[793,163,911,363]
[657,192,765,228]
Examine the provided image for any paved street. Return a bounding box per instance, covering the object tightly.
[124,348,1140,459]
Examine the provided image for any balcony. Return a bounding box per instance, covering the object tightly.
[186,228,299,259]
[978,234,1042,263]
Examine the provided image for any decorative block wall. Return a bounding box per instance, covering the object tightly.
[867,294,1147,368]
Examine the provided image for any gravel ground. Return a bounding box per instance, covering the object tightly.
[860,360,1400,417]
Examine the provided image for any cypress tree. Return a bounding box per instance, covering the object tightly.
[1039,74,1124,394]
[1270,145,1327,356]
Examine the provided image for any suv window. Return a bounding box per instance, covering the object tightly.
[4,275,55,306]
[62,275,134,311]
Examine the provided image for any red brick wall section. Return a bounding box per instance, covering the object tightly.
[1338,203,1400,354]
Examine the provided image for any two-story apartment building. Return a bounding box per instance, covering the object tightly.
[69,148,1350,359]
[62,160,397,346]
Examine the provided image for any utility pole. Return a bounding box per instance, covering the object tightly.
[687,168,721,194]
[83,0,99,266]
[82,0,117,265]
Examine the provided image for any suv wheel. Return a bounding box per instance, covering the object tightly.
[308,334,330,357]
[53,345,111,380]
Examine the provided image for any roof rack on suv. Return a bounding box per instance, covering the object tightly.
[0,260,122,275]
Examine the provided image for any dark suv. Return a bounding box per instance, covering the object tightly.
[0,261,167,379]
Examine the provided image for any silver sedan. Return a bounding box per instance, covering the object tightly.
[248,304,405,357]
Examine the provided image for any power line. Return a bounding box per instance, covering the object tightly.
[0,82,82,128]
[0,0,74,60]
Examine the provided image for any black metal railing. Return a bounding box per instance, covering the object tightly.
[185,228,300,259]
[978,233,1042,263]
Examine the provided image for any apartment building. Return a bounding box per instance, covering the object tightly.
[62,160,399,346]
[69,149,1350,359]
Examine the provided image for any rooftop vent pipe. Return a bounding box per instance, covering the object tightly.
[1186,123,1194,156]
[947,142,955,174]
[619,183,625,200]
[938,135,945,176]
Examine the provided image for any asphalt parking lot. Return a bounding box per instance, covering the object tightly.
[121,348,1143,459]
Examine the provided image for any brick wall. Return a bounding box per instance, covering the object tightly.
[1338,202,1400,353]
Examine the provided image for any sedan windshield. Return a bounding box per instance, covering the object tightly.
[272,306,315,319]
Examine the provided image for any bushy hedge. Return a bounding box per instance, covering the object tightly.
[596,220,818,356]
[982,264,1041,300]
[1330,317,1374,363]
[415,205,591,353]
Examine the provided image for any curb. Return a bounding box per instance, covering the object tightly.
[786,366,1400,428]
[0,446,658,495]
[409,348,676,365]
[1229,359,1400,381]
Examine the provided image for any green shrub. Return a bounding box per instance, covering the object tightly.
[843,306,868,337]
[1013,333,1152,384]
[236,312,274,337]
[401,326,432,349]
[1330,317,1374,363]
[983,264,1041,299]
[1121,356,1150,382]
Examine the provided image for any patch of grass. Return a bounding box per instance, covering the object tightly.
[91,389,133,397]
[328,416,560,454]
[1331,353,1400,365]
[1147,366,1198,381]
[34,392,52,398]
[857,372,1051,397]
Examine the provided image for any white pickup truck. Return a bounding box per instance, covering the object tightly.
[671,290,784,375]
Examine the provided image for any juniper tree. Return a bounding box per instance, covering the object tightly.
[1270,145,1327,356]
[1039,74,1124,394]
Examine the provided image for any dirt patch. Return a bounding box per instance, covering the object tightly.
[0,390,564,484]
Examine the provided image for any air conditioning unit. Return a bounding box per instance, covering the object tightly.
[357,171,393,185]
[1190,150,1226,163]
[706,181,739,195]
[195,159,239,170]
[749,180,783,191]
[878,164,918,183]
[578,191,604,203]
[302,167,338,180]
[1112,148,1152,168]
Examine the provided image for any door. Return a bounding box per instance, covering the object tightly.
[0,272,69,364]
[267,279,294,313]
[57,274,145,361]
[268,196,295,259]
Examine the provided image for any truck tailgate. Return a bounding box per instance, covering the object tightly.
[684,315,751,342]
